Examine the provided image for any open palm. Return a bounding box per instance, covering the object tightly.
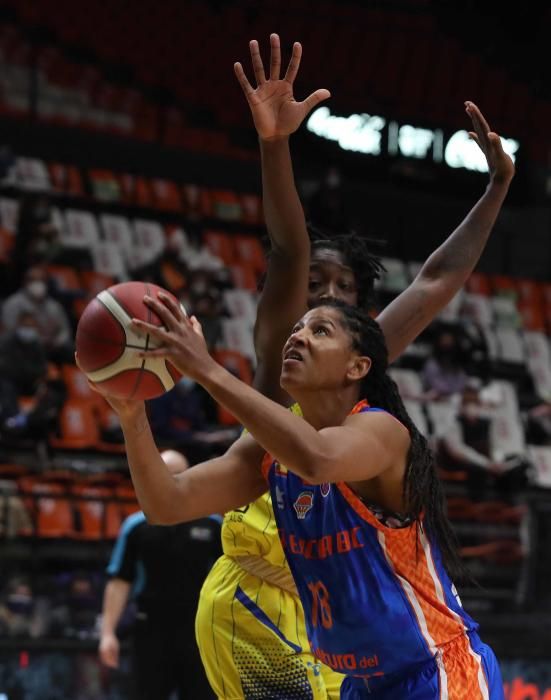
[465,101,515,185]
[235,34,330,140]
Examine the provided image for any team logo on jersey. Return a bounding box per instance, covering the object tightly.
[294,491,314,519]
[320,483,331,497]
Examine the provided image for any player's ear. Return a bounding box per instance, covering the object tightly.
[346,355,371,383]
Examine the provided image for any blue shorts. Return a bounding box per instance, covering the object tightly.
[340,633,504,699]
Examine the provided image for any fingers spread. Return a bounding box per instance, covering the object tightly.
[284,41,302,83]
[249,39,266,85]
[234,62,255,98]
[143,295,180,332]
[302,88,331,114]
[269,33,281,81]
[131,318,171,344]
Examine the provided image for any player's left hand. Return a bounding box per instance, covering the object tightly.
[132,293,215,381]
[465,101,515,186]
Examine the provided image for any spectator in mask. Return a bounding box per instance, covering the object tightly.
[50,573,99,639]
[0,311,66,438]
[422,325,468,400]
[0,576,51,638]
[2,266,73,363]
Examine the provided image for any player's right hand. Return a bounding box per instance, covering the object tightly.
[99,632,120,668]
[234,33,330,141]
[74,352,145,418]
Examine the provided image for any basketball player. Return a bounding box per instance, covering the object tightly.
[193,35,515,699]
[91,296,505,699]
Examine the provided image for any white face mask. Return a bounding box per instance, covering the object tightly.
[16,327,39,343]
[25,280,47,300]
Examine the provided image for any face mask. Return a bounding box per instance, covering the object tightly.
[16,327,39,343]
[25,280,47,300]
[6,594,33,615]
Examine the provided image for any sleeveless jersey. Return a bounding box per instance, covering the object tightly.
[263,400,478,684]
[220,403,303,569]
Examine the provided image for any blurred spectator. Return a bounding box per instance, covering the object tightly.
[0,480,33,538]
[422,325,468,400]
[190,293,223,351]
[0,576,51,638]
[2,266,73,363]
[99,450,220,700]
[11,194,61,290]
[438,380,528,496]
[148,377,235,462]
[526,402,551,446]
[50,573,100,640]
[0,311,66,439]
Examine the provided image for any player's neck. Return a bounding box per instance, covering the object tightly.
[293,387,360,430]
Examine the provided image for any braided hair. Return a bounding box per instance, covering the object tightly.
[307,223,385,309]
[314,299,465,580]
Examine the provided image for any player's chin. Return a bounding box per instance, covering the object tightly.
[280,364,305,391]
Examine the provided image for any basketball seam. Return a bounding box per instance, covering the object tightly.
[128,282,153,400]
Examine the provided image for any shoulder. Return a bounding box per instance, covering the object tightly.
[344,408,410,447]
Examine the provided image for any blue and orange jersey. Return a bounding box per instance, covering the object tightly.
[262,400,479,685]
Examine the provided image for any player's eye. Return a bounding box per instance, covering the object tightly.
[314,325,329,336]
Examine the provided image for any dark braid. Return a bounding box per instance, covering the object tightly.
[314,299,465,581]
[307,223,386,309]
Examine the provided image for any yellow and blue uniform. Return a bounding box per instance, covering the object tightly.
[195,406,343,699]
[263,400,504,699]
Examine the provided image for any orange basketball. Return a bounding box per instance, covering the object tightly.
[76,281,184,400]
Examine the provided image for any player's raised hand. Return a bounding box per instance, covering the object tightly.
[234,33,330,141]
[465,101,515,186]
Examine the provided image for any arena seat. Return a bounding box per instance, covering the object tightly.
[233,235,265,276]
[151,178,182,211]
[48,163,84,196]
[203,230,235,266]
[231,261,259,292]
[49,400,100,450]
[79,270,115,297]
[62,209,100,249]
[0,197,19,233]
[71,483,111,539]
[465,272,492,296]
[18,480,76,538]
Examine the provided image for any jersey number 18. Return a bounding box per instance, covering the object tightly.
[307,580,333,629]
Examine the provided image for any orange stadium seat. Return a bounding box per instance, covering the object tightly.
[240,193,263,225]
[0,227,14,263]
[233,235,265,275]
[151,178,182,211]
[465,272,492,296]
[18,480,76,538]
[181,184,204,217]
[230,262,258,292]
[48,163,83,196]
[203,230,235,265]
[71,483,111,539]
[49,400,100,450]
[115,483,140,519]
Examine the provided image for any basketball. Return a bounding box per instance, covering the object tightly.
[75,281,185,400]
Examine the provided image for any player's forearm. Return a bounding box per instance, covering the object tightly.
[100,579,131,636]
[260,138,310,256]
[418,179,511,285]
[378,179,512,363]
[200,363,327,479]
[118,408,189,524]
